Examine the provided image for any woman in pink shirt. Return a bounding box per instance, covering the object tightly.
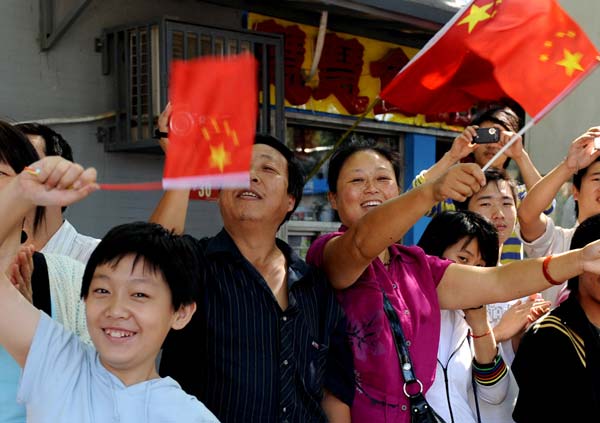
[306,139,600,422]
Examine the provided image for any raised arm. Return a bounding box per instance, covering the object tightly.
[0,156,97,366]
[322,163,485,289]
[501,131,541,190]
[464,306,497,364]
[417,126,479,183]
[517,128,600,242]
[148,102,191,234]
[437,240,600,310]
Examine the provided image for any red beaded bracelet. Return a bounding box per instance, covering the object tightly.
[470,328,491,339]
[542,255,562,285]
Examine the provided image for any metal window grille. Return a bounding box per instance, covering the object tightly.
[102,18,284,151]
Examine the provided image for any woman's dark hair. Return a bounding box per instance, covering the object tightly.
[81,222,200,309]
[14,123,73,162]
[0,121,45,233]
[327,139,401,193]
[454,168,519,212]
[567,213,600,294]
[418,210,499,267]
[254,134,305,224]
[470,105,522,169]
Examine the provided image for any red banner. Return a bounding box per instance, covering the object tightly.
[163,53,258,189]
[380,0,599,121]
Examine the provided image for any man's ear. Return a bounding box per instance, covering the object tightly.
[171,303,197,330]
[327,192,338,211]
[572,185,580,202]
[287,194,295,213]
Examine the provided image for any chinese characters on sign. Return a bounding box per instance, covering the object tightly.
[249,13,472,128]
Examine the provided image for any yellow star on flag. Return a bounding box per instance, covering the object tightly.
[209,143,232,172]
[458,2,494,33]
[556,49,584,76]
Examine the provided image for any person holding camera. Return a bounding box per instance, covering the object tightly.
[411,105,552,264]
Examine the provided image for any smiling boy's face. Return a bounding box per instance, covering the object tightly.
[85,254,195,385]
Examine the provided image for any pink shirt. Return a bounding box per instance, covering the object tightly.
[307,229,451,423]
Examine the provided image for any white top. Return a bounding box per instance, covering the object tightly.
[426,310,510,423]
[41,220,100,264]
[18,313,219,423]
[520,218,577,305]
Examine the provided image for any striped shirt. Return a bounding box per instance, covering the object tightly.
[159,229,354,423]
[411,172,555,264]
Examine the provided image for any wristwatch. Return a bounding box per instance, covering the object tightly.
[153,128,169,139]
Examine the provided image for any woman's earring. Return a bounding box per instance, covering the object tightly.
[20,230,28,244]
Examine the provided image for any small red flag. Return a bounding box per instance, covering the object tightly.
[163,53,258,189]
[380,0,600,121]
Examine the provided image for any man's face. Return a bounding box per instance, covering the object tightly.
[577,270,600,312]
[85,255,194,384]
[472,121,508,169]
[574,161,600,221]
[218,144,295,228]
[467,180,516,246]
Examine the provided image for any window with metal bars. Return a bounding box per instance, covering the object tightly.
[101,18,284,152]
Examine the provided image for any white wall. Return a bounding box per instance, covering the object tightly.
[0,0,242,238]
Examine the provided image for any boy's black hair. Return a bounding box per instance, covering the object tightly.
[0,121,45,233]
[254,134,305,224]
[327,138,401,193]
[572,156,600,217]
[15,123,74,213]
[568,213,600,294]
[454,168,519,212]
[81,222,199,309]
[418,210,499,267]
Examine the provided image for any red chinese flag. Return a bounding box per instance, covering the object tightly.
[163,53,258,189]
[380,0,600,121]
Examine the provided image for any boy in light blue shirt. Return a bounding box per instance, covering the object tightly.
[0,155,219,422]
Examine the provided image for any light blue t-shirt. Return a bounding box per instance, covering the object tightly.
[0,302,57,423]
[17,313,219,423]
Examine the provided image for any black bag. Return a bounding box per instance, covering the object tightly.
[382,290,446,423]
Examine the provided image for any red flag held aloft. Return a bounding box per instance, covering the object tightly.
[380,0,600,121]
[163,53,258,189]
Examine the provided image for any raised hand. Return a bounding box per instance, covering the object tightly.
[564,127,600,173]
[7,244,35,303]
[18,156,99,207]
[157,102,172,153]
[447,126,480,162]
[432,163,485,202]
[498,130,524,160]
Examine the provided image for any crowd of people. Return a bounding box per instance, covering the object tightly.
[0,103,599,423]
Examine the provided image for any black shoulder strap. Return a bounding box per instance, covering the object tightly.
[31,252,52,317]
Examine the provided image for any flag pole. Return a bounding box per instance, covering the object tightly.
[481,120,535,172]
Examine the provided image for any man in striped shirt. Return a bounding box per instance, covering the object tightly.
[156,135,354,423]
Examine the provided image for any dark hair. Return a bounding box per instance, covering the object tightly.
[327,138,401,193]
[81,222,199,309]
[567,213,600,294]
[454,168,518,211]
[16,123,74,213]
[254,134,305,224]
[418,210,499,267]
[470,105,522,169]
[572,156,600,217]
[0,121,45,233]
